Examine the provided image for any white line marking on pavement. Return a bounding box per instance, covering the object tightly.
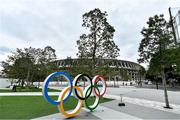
[105,94,180,115]
[83,105,142,120]
[0,92,59,96]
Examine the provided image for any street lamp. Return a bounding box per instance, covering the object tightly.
[169,7,180,45]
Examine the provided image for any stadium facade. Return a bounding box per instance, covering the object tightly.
[55,58,145,82]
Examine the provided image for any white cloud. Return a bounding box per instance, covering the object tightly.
[0,0,179,70]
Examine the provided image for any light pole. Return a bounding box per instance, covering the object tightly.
[169,7,177,44]
[169,7,180,45]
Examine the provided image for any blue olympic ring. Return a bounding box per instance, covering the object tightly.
[42,71,73,105]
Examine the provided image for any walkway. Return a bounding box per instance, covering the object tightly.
[33,99,180,120]
[33,101,141,120]
[0,92,59,96]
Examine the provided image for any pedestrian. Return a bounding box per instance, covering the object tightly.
[12,84,17,92]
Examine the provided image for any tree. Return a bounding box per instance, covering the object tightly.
[0,46,57,88]
[163,47,180,74]
[41,46,56,63]
[147,46,180,84]
[77,8,120,75]
[138,14,173,108]
[138,14,173,63]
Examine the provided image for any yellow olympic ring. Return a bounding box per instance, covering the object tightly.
[59,86,83,118]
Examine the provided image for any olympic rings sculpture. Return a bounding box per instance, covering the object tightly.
[42,71,107,118]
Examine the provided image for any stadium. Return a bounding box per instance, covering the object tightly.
[55,58,145,85]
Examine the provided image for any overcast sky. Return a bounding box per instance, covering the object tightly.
[0,0,180,70]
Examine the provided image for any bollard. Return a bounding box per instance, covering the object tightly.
[118,94,125,106]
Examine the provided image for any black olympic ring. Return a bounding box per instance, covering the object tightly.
[73,74,93,100]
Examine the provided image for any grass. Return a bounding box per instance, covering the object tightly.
[0,96,113,119]
[0,86,60,92]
